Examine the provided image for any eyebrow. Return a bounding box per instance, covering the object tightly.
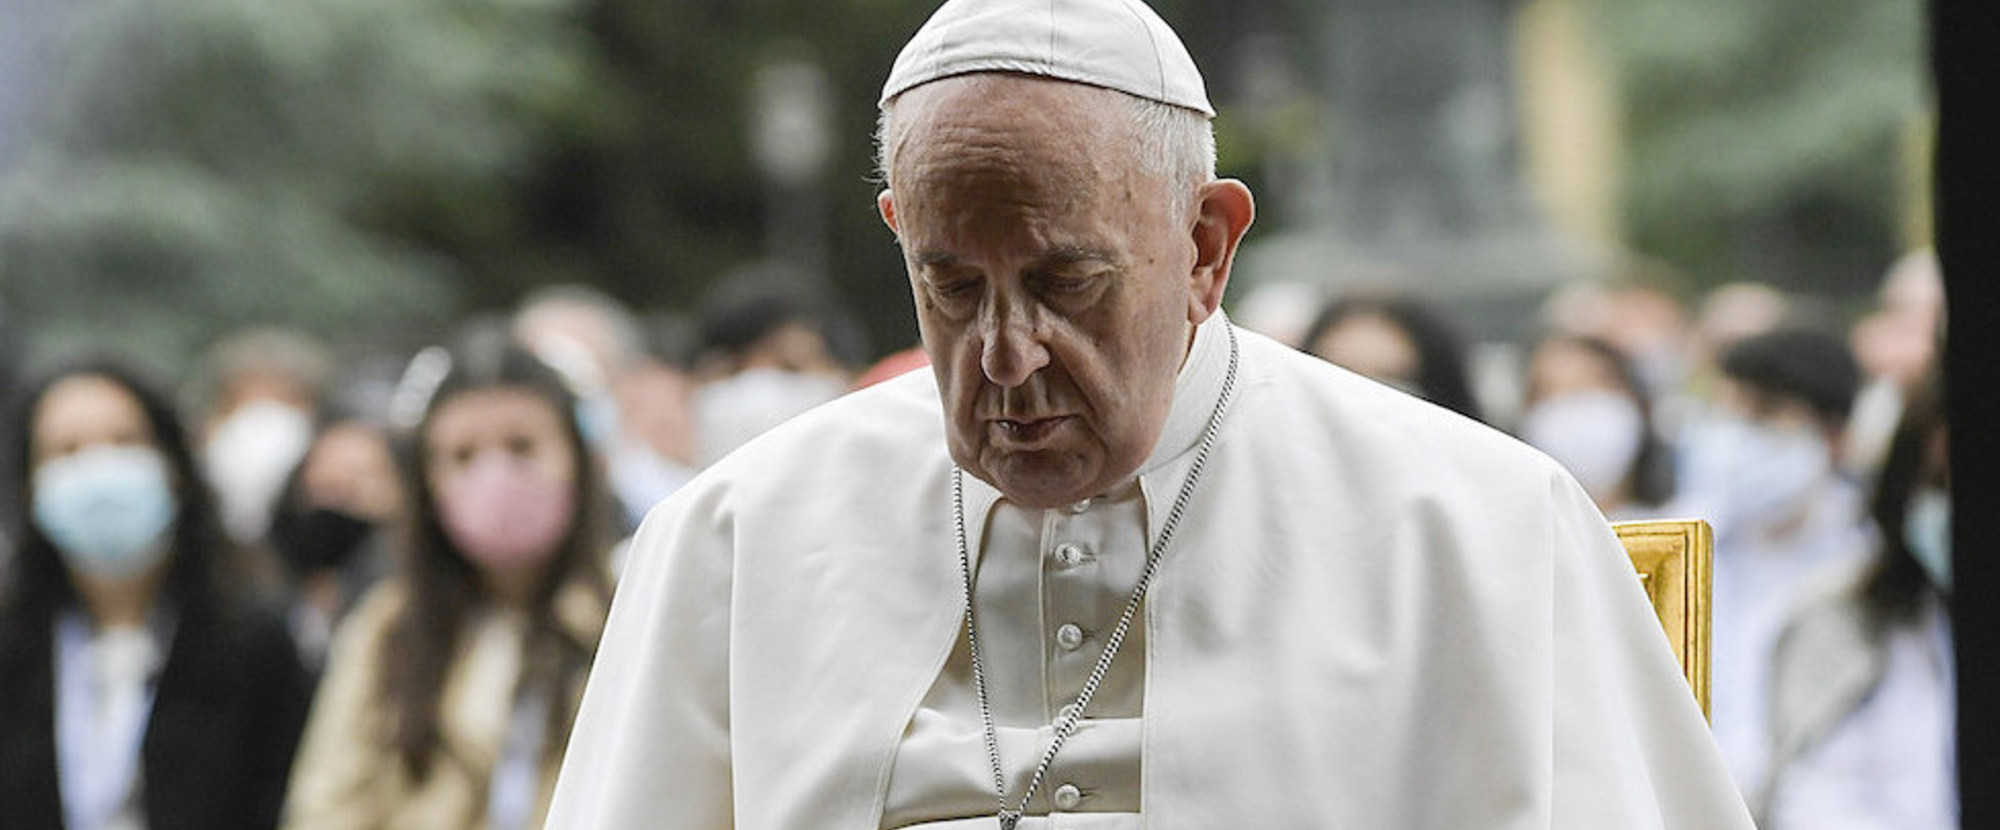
[911,245,1118,270]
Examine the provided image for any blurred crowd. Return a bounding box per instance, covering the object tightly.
[1246,248,1953,828]
[0,248,1952,828]
[0,280,863,829]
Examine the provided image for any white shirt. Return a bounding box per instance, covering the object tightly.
[1705,483,1870,799]
[1763,587,1957,830]
[55,610,168,830]
[549,312,1755,829]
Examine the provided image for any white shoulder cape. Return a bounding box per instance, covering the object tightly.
[547,321,1753,829]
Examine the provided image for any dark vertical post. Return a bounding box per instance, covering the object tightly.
[1931,0,2000,824]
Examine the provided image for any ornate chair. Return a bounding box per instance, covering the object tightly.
[1611,519,1713,720]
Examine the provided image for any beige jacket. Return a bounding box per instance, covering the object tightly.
[282,577,606,830]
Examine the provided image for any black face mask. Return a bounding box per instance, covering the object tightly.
[269,506,375,578]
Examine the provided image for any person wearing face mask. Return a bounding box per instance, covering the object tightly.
[1758,367,1955,829]
[690,283,855,466]
[0,360,313,830]
[1517,335,1675,519]
[265,417,404,676]
[1668,327,1872,804]
[1297,289,1486,423]
[280,337,613,830]
[193,329,334,552]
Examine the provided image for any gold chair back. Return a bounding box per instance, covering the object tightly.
[1611,519,1713,720]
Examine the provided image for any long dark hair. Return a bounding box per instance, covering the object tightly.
[1298,291,1484,422]
[2,360,237,642]
[1861,368,1947,629]
[378,337,613,780]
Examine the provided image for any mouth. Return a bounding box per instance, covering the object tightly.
[988,415,1074,445]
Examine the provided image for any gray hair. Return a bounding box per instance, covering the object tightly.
[874,86,1216,220]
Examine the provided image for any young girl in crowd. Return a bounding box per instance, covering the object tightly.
[281,339,613,830]
[0,360,312,830]
[1759,367,1956,828]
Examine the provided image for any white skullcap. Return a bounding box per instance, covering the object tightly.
[880,0,1213,117]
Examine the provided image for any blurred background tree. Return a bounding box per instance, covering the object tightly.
[0,0,1929,371]
[1593,0,1928,296]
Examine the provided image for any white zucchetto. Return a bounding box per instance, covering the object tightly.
[879,0,1214,117]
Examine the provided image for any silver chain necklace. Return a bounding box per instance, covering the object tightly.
[953,324,1239,830]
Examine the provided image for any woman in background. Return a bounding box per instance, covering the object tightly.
[1516,334,1675,518]
[1296,291,1484,422]
[282,339,613,830]
[267,415,404,675]
[1759,367,1955,829]
[0,360,311,830]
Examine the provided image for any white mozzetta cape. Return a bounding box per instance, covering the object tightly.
[547,316,1754,829]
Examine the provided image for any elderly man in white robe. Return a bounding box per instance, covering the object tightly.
[546,1,1755,827]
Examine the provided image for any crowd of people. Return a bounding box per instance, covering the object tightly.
[1248,250,1953,828]
[0,248,1954,828]
[0,75,1953,830]
[0,282,861,829]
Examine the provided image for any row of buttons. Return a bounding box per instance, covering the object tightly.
[1050,495,1100,817]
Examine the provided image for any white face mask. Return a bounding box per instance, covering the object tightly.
[694,369,844,466]
[1903,487,1951,591]
[1521,391,1645,504]
[203,400,314,543]
[1679,415,1832,537]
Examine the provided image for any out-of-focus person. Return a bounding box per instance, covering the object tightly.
[1844,249,1945,479]
[192,328,334,552]
[1517,334,1675,519]
[512,285,698,534]
[1680,282,1792,407]
[690,286,849,464]
[607,353,699,531]
[280,338,612,830]
[1759,365,1955,829]
[1297,290,1485,422]
[266,416,404,674]
[1229,279,1323,349]
[0,360,312,830]
[1670,328,1870,801]
[1540,274,1695,429]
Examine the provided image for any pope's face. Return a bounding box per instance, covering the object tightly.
[879,76,1218,509]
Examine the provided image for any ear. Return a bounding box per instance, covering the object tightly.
[1185,179,1255,324]
[877,189,900,235]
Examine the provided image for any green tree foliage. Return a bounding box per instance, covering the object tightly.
[1591,0,1927,295]
[1,0,607,369]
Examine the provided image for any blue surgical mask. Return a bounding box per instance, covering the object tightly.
[32,446,178,580]
[1903,487,1951,591]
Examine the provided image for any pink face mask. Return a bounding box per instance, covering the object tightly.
[436,454,576,571]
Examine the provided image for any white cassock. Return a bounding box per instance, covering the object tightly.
[546,312,1754,829]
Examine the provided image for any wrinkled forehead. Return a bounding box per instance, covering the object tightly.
[889,74,1131,193]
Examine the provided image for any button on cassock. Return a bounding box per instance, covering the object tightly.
[1053,783,1083,810]
[1055,623,1085,650]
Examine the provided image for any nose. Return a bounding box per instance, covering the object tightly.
[978,295,1050,388]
